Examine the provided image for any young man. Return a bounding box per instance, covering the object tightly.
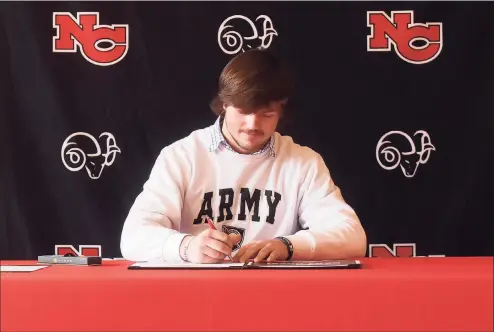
[120,49,367,264]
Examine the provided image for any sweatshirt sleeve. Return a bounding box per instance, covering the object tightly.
[120,146,190,262]
[285,153,367,260]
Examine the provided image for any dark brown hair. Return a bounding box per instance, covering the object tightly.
[210,48,295,116]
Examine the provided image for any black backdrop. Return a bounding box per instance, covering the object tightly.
[1,1,493,260]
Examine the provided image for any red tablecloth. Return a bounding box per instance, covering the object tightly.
[1,257,492,331]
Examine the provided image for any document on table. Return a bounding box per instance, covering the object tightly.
[1,265,50,272]
[128,260,245,270]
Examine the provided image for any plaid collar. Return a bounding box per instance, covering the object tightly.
[208,116,276,157]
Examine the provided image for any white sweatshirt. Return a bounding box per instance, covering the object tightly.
[120,124,367,262]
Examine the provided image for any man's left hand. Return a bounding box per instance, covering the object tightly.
[233,239,289,263]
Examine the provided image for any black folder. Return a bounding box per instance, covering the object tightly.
[128,259,362,270]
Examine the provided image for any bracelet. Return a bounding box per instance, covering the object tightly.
[275,236,294,261]
[183,242,190,262]
[180,236,193,262]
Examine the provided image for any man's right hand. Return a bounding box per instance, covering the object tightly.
[180,228,241,263]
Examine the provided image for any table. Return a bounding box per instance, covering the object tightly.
[1,257,492,331]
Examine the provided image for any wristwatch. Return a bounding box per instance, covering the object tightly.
[275,236,294,260]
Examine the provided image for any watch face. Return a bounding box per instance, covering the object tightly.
[222,225,245,252]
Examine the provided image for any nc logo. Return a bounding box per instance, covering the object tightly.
[367,10,443,64]
[53,12,129,66]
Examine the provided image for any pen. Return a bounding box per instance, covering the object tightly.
[205,216,234,261]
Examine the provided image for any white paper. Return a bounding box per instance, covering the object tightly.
[1,265,49,272]
[130,261,245,269]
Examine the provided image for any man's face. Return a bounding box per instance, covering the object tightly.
[222,100,285,154]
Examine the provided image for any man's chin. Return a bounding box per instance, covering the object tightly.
[239,142,263,153]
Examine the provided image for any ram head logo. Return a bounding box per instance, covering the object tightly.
[376,130,435,178]
[61,132,121,179]
[218,15,278,55]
